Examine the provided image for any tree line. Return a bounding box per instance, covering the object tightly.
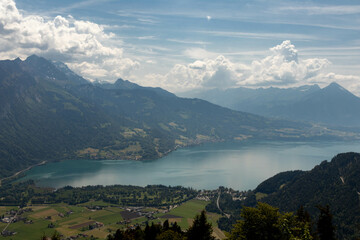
[41,203,337,240]
[0,181,197,207]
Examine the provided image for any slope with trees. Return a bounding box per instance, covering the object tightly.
[0,55,352,178]
[209,152,360,239]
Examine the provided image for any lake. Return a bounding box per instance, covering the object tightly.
[18,140,360,190]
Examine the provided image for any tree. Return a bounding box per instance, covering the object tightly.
[107,229,124,240]
[144,223,161,240]
[187,210,215,240]
[156,230,183,240]
[296,205,311,224]
[228,202,313,240]
[163,219,169,231]
[170,222,182,233]
[316,205,336,240]
[50,231,61,240]
[40,233,47,240]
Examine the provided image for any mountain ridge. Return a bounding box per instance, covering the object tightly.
[0,55,357,178]
[181,82,360,127]
[212,152,360,239]
[260,152,360,239]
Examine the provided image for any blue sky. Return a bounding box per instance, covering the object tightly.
[1,0,360,94]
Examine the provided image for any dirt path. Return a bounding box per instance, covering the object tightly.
[216,191,230,218]
[1,208,19,234]
[0,161,46,186]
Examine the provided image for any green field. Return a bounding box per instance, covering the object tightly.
[156,199,225,239]
[0,200,225,239]
[157,199,208,229]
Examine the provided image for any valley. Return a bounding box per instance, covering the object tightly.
[0,55,358,180]
[16,140,360,190]
[0,198,223,239]
[1,0,360,238]
[1,152,360,239]
[1,55,359,239]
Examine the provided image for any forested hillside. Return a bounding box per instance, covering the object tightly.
[210,152,360,239]
[1,55,353,178]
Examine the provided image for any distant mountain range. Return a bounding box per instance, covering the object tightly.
[181,83,360,127]
[0,55,357,178]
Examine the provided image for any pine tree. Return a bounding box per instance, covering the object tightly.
[170,222,182,233]
[187,210,215,240]
[317,205,336,240]
[163,219,169,231]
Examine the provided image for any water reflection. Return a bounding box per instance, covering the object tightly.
[18,140,360,190]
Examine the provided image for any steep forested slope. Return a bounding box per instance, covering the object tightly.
[0,55,356,178]
[213,152,360,239]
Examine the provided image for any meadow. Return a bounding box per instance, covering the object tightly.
[0,199,224,240]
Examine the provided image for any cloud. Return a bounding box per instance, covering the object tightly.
[0,0,139,81]
[143,55,247,92]
[312,72,360,93]
[183,48,218,59]
[280,5,360,15]
[166,39,210,45]
[270,40,298,62]
[240,40,330,86]
[196,30,319,41]
[144,40,331,92]
[137,36,156,40]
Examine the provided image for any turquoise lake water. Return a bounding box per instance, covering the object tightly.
[18,140,360,190]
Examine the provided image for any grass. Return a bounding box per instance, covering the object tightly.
[157,199,209,229]
[0,199,224,239]
[0,218,53,240]
[105,207,124,213]
[0,206,12,216]
[93,213,122,225]
[255,192,268,200]
[78,200,114,207]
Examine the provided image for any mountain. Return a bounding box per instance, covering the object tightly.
[94,78,176,98]
[181,83,360,127]
[287,82,360,127]
[259,152,360,239]
[179,84,321,112]
[0,55,356,178]
[213,152,360,239]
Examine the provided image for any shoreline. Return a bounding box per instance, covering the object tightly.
[12,140,360,191]
[0,160,46,186]
[2,138,359,188]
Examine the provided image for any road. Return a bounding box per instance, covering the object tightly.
[1,208,19,234]
[216,191,230,218]
[0,161,46,186]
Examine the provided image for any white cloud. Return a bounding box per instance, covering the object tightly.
[183,48,218,59]
[311,72,360,95]
[196,30,319,41]
[137,36,156,40]
[280,5,360,15]
[240,40,330,86]
[143,55,247,92]
[144,40,333,92]
[166,39,210,45]
[0,0,138,81]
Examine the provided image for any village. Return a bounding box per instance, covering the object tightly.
[0,201,184,239]
[196,187,249,202]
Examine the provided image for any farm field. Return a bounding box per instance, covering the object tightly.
[0,199,224,239]
[156,199,225,239]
